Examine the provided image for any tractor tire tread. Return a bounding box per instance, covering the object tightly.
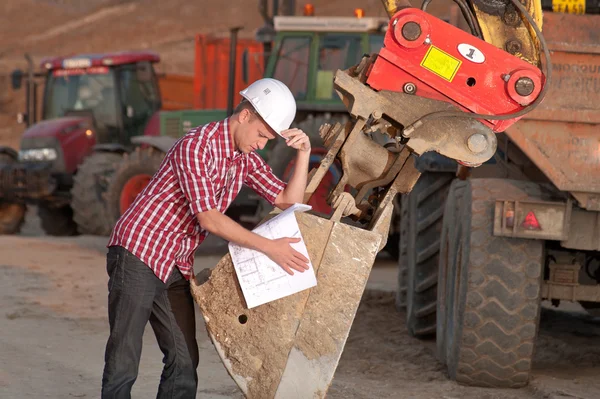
[71,151,122,235]
[0,154,26,234]
[404,172,454,338]
[104,147,165,224]
[38,204,78,236]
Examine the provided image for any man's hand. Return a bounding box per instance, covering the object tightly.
[197,210,310,275]
[281,128,311,153]
[264,237,310,275]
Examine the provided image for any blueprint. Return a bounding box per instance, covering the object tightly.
[229,203,317,309]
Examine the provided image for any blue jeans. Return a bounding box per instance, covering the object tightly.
[101,246,199,399]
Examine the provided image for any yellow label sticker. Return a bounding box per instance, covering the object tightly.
[552,0,585,14]
[420,46,462,82]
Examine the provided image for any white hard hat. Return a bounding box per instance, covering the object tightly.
[239,78,296,137]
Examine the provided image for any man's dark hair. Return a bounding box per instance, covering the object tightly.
[233,99,257,115]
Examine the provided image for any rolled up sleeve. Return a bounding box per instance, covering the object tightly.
[244,153,287,205]
[170,137,217,215]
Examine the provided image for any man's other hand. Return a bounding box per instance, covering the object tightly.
[281,128,311,153]
[265,237,310,275]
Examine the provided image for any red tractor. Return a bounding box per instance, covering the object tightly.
[0,52,168,236]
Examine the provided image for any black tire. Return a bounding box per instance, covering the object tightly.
[0,153,26,234]
[71,151,122,236]
[437,178,546,388]
[403,172,454,338]
[37,203,78,236]
[105,147,165,225]
[436,180,464,367]
[395,195,409,310]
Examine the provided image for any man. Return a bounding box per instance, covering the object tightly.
[73,84,96,110]
[101,78,311,398]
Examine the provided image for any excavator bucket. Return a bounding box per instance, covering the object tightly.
[190,211,384,398]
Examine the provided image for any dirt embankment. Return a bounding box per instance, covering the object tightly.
[0,0,456,151]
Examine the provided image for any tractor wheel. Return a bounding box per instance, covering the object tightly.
[0,153,26,235]
[105,147,165,225]
[37,203,78,236]
[260,114,347,217]
[402,172,454,338]
[71,151,122,236]
[437,178,546,388]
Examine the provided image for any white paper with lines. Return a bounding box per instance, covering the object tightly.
[228,203,316,308]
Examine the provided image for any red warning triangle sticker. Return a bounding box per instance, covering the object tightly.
[521,211,541,230]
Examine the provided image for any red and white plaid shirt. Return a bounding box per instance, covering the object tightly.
[107,118,287,283]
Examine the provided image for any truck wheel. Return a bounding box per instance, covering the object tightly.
[71,151,122,236]
[437,179,545,388]
[0,153,26,234]
[403,172,454,338]
[38,204,78,236]
[105,147,164,225]
[395,195,409,310]
[264,114,346,216]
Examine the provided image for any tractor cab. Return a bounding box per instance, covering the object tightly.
[11,52,162,172]
[0,51,163,237]
[42,54,161,145]
[265,12,387,112]
[253,11,388,217]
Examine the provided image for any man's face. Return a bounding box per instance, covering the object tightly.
[236,109,277,154]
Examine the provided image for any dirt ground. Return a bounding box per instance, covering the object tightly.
[1,208,600,399]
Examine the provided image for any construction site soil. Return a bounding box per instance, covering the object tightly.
[1,208,600,398]
[2,2,600,398]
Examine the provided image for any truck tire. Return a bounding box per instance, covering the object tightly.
[403,172,454,338]
[105,147,165,225]
[436,178,545,388]
[71,151,122,236]
[0,153,26,234]
[395,195,409,310]
[38,204,78,236]
[263,114,346,217]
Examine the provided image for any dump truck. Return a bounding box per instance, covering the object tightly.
[396,2,600,390]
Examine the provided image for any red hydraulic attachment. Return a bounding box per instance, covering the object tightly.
[366,8,544,132]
